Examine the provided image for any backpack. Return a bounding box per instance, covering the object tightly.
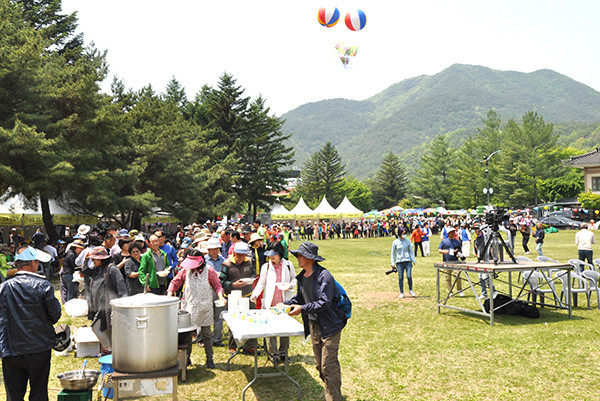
[334,280,352,319]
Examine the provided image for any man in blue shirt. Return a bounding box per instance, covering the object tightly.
[438,227,464,296]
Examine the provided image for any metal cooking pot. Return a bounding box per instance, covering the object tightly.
[110,293,179,373]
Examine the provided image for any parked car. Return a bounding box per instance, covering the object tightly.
[546,210,580,220]
[540,216,582,229]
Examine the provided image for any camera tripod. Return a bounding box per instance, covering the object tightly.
[477,228,517,265]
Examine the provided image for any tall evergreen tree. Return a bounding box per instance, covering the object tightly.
[412,134,456,208]
[237,96,294,220]
[496,112,558,206]
[298,142,347,207]
[371,152,407,210]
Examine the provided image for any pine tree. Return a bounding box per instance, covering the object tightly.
[298,142,347,207]
[412,135,456,208]
[371,152,407,209]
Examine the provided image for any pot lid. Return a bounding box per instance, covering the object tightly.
[110,293,179,308]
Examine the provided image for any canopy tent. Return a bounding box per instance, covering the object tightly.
[270,203,293,220]
[313,196,340,219]
[288,197,318,219]
[335,196,363,218]
[0,194,93,226]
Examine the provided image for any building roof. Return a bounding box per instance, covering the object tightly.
[564,147,600,168]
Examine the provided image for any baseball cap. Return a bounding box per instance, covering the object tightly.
[15,246,52,263]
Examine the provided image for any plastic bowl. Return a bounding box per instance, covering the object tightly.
[57,370,100,391]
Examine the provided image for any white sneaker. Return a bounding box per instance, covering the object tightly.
[459,292,465,297]
[478,294,487,300]
[409,290,416,297]
[398,293,404,299]
[524,251,530,255]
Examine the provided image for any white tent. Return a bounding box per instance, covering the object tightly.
[270,203,293,220]
[288,197,317,219]
[335,196,363,218]
[0,194,88,226]
[313,196,340,219]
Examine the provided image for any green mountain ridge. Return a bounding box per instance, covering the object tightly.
[282,64,600,178]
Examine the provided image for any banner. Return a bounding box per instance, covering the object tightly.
[141,215,180,224]
[77,215,99,225]
[53,214,78,225]
[271,214,295,220]
[0,214,22,226]
[23,214,44,226]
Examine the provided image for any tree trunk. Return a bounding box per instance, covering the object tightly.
[40,195,59,242]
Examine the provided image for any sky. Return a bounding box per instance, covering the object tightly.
[61,0,600,116]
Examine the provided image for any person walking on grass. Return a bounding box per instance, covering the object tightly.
[391,228,417,298]
[285,242,347,401]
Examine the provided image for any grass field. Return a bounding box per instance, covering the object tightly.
[2,229,599,400]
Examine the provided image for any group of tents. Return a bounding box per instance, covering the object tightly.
[269,196,363,221]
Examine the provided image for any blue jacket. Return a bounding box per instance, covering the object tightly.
[286,263,346,338]
[0,272,61,357]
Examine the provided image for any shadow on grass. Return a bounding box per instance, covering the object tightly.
[448,307,587,326]
[235,356,325,401]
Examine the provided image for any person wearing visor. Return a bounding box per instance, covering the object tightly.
[251,241,297,363]
[168,249,225,369]
[0,245,61,401]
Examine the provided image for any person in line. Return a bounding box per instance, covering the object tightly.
[87,246,127,354]
[438,227,464,296]
[534,222,545,256]
[285,242,347,401]
[219,242,256,354]
[123,242,145,296]
[60,239,85,303]
[251,242,297,363]
[391,228,417,298]
[155,229,179,285]
[205,238,226,347]
[575,223,595,266]
[138,234,170,295]
[167,250,226,369]
[0,246,61,401]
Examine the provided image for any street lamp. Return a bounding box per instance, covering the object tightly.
[482,150,502,206]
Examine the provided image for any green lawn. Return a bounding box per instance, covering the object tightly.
[4,229,599,400]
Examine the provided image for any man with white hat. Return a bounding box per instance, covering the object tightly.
[0,245,62,401]
[205,238,226,346]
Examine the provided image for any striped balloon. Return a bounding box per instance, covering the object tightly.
[344,9,367,31]
[317,7,340,27]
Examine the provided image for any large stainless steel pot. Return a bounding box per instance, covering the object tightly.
[110,293,179,373]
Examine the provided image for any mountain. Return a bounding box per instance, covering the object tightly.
[281,64,600,178]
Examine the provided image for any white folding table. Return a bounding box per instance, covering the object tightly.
[223,310,305,400]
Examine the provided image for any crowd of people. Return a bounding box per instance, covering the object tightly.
[0,220,349,401]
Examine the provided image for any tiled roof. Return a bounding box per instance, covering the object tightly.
[564,147,600,167]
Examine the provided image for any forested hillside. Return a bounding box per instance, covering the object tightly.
[282,64,600,178]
